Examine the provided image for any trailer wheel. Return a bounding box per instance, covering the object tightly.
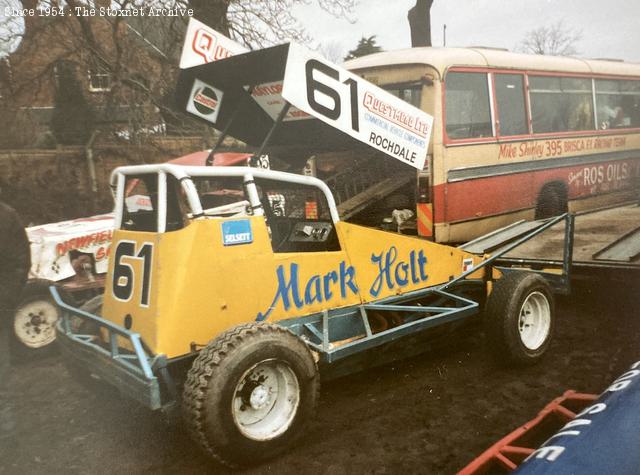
[485,272,555,365]
[182,322,319,468]
[11,279,64,358]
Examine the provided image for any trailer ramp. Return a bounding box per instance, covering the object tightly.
[461,204,640,272]
[592,225,640,263]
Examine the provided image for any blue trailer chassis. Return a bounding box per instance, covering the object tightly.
[53,213,574,411]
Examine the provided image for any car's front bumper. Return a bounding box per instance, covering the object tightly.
[51,287,165,410]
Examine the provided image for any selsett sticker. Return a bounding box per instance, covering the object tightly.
[187,79,223,124]
[222,220,253,246]
[281,43,433,170]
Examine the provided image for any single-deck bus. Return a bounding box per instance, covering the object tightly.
[343,47,640,242]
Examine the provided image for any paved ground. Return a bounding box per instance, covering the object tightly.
[1,275,639,475]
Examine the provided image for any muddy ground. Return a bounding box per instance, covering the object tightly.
[1,273,639,475]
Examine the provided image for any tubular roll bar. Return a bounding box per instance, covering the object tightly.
[109,165,341,230]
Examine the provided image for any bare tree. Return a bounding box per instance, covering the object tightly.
[517,20,582,56]
[408,0,433,47]
[185,0,357,49]
[0,1,23,57]
[0,0,359,147]
[320,40,346,63]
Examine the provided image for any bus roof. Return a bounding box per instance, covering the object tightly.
[344,47,640,79]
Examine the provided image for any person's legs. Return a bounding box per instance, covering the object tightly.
[0,308,16,453]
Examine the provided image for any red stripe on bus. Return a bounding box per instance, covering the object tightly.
[433,158,640,223]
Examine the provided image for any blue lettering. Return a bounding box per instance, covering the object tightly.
[304,275,323,305]
[417,250,428,281]
[323,271,338,300]
[256,263,303,321]
[257,261,358,321]
[395,261,409,286]
[409,250,419,284]
[340,261,358,298]
[370,247,429,297]
[370,246,398,297]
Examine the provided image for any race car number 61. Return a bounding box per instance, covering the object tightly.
[305,59,359,132]
[112,241,153,306]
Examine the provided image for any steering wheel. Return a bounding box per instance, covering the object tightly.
[269,217,295,252]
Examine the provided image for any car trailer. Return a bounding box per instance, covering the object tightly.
[461,202,640,278]
[50,29,584,467]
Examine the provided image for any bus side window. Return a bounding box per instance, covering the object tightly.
[596,79,640,129]
[530,76,593,133]
[495,74,528,136]
[385,86,422,109]
[445,72,492,139]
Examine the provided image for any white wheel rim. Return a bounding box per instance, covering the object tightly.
[232,358,300,441]
[13,299,60,348]
[518,291,551,350]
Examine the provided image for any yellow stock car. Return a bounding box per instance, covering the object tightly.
[53,164,564,467]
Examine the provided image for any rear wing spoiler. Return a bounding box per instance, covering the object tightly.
[175,36,433,170]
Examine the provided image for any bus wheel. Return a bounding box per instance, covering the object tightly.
[535,184,567,219]
[182,323,320,468]
[484,272,555,366]
[11,279,63,360]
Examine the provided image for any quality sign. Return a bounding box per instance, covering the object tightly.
[179,17,247,69]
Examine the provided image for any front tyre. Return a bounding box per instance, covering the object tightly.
[11,279,62,357]
[485,272,555,366]
[182,323,319,468]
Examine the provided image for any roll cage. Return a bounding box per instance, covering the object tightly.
[109,164,341,233]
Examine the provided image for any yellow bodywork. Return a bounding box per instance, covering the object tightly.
[103,217,485,359]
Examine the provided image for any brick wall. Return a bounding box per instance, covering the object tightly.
[0,137,208,225]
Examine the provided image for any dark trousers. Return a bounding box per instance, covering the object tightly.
[0,307,16,446]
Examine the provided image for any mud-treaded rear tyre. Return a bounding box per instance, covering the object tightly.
[182,322,320,468]
[485,272,555,366]
[10,279,67,361]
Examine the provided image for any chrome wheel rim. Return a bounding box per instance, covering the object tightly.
[232,359,300,441]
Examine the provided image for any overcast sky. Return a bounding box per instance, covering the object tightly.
[294,0,640,63]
